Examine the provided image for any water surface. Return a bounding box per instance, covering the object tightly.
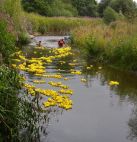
[23,36,137,142]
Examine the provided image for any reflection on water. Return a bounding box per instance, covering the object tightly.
[128,107,137,141]
[21,36,137,142]
[19,92,63,142]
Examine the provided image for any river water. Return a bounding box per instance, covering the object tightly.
[23,36,137,142]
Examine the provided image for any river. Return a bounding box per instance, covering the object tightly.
[21,36,137,142]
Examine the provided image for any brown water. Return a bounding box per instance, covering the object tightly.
[22,36,137,142]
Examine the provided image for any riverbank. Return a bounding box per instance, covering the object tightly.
[71,20,137,71]
[25,13,102,35]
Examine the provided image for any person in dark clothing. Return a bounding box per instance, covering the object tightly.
[36,41,42,47]
[58,39,65,47]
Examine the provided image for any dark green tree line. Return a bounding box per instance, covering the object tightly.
[22,0,137,18]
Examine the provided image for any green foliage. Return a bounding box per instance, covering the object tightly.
[71,20,137,71]
[38,25,47,35]
[46,0,78,17]
[22,0,48,15]
[98,0,137,18]
[22,0,78,17]
[0,20,16,64]
[108,37,137,70]
[18,32,30,45]
[98,0,111,17]
[84,36,104,61]
[0,66,22,141]
[71,0,98,17]
[1,0,25,31]
[26,13,94,34]
[110,0,137,15]
[103,6,119,24]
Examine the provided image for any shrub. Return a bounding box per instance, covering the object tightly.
[84,35,105,61]
[103,6,119,24]
[17,32,30,45]
[108,38,137,70]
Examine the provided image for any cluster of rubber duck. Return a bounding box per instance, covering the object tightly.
[48,81,69,89]
[24,83,73,109]
[11,47,80,110]
[11,46,119,110]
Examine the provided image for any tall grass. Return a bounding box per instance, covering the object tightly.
[26,13,102,35]
[0,20,16,64]
[71,20,137,71]
[0,66,22,141]
[0,0,25,32]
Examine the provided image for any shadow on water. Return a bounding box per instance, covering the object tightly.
[19,93,63,142]
[82,63,137,142]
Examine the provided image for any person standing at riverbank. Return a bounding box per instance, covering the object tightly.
[58,39,65,47]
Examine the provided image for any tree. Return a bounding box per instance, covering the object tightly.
[22,0,78,17]
[110,0,137,15]
[98,0,137,17]
[71,0,98,17]
[98,0,111,17]
[22,0,49,15]
[103,6,119,24]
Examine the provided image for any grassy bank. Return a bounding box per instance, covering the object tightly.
[0,0,28,141]
[26,13,102,35]
[0,66,22,141]
[0,18,22,141]
[71,20,137,71]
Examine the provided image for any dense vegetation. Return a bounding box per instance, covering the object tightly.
[71,20,137,70]
[22,0,137,19]
[22,0,98,17]
[0,66,22,141]
[0,1,31,141]
[25,13,101,35]
[0,21,16,64]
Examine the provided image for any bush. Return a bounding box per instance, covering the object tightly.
[103,6,119,24]
[108,38,137,70]
[17,32,30,45]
